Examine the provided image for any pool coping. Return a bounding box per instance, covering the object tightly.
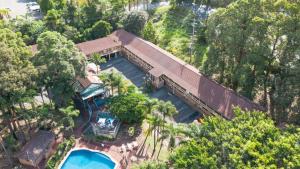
[57,147,119,169]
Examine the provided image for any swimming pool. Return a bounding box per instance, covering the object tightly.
[59,149,116,169]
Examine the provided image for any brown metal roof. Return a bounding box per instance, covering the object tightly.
[76,37,120,56]
[110,29,264,119]
[18,130,55,164]
[30,30,264,119]
[76,75,101,89]
[31,37,120,56]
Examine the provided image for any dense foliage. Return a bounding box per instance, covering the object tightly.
[0,28,37,137]
[108,92,148,124]
[34,31,86,108]
[142,21,158,44]
[170,108,300,168]
[204,0,300,124]
[124,11,149,35]
[1,0,130,45]
[83,20,112,40]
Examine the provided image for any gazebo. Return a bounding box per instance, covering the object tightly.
[18,130,55,167]
[91,112,121,139]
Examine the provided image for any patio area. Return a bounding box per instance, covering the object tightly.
[76,121,151,169]
[100,57,202,123]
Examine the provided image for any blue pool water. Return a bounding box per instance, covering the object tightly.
[60,149,116,169]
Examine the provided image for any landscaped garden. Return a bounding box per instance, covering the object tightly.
[0,0,299,169]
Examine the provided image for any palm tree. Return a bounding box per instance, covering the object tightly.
[143,98,159,115]
[99,71,118,96]
[157,123,180,159]
[113,73,125,95]
[137,98,159,155]
[90,53,106,65]
[158,101,177,130]
[150,114,163,158]
[59,105,80,134]
[138,114,156,156]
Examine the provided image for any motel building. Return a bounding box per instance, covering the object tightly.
[32,29,264,121]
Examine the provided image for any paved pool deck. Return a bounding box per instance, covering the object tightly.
[100,57,202,123]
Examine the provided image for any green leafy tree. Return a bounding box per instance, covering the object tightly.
[44,9,64,32]
[83,20,112,40]
[11,17,46,45]
[34,31,86,108]
[90,53,106,65]
[204,0,300,124]
[81,0,103,28]
[124,11,149,35]
[99,70,125,95]
[158,101,177,130]
[0,28,37,137]
[108,92,148,124]
[142,21,158,44]
[143,98,159,115]
[62,25,81,42]
[38,0,55,14]
[38,0,67,14]
[59,104,80,135]
[170,108,300,169]
[103,0,127,30]
[63,0,80,27]
[154,101,177,157]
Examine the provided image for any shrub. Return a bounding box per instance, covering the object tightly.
[108,92,148,124]
[46,137,75,169]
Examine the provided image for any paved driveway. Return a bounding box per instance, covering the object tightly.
[100,56,202,123]
[0,0,41,19]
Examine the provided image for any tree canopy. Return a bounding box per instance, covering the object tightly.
[83,20,112,40]
[0,28,37,110]
[34,31,86,108]
[170,108,300,169]
[108,92,148,124]
[204,0,300,125]
[0,28,37,137]
[124,11,149,36]
[142,21,158,44]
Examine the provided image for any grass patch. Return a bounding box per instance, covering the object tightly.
[140,121,170,161]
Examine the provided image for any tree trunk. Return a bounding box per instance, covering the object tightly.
[156,139,164,159]
[10,107,18,131]
[40,89,45,105]
[269,84,276,121]
[138,124,152,155]
[151,128,157,158]
[129,0,131,11]
[7,120,17,140]
[146,0,149,10]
